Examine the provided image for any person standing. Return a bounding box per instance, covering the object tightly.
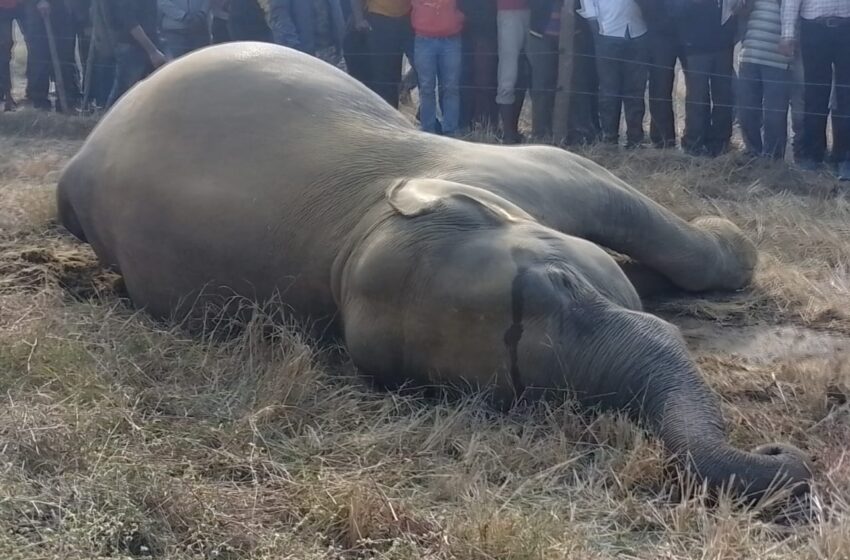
[24,0,82,111]
[411,0,464,135]
[736,0,792,159]
[640,0,686,149]
[210,0,231,43]
[673,0,744,156]
[458,0,497,130]
[158,0,211,59]
[0,0,24,110]
[269,0,345,64]
[569,3,600,144]
[580,0,649,148]
[106,0,166,108]
[781,0,850,180]
[496,0,530,144]
[228,0,271,41]
[350,0,412,109]
[527,0,561,141]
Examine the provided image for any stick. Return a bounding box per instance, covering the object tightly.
[552,0,576,146]
[81,20,97,112]
[41,8,69,113]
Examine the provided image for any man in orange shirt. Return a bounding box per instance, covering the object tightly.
[351,0,412,108]
[0,0,23,110]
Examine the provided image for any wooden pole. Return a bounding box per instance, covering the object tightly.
[42,9,69,113]
[552,0,576,146]
[81,22,97,112]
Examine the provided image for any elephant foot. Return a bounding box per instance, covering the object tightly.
[689,216,759,292]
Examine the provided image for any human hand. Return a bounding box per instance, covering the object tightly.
[778,38,795,57]
[36,0,50,17]
[149,49,168,68]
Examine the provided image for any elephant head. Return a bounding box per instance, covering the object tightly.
[334,178,812,503]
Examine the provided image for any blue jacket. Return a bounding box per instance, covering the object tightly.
[269,0,345,55]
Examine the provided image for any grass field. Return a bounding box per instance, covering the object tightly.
[2,53,850,558]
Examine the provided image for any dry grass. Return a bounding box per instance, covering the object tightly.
[2,103,850,560]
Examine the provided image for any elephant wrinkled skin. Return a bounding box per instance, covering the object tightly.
[56,43,812,502]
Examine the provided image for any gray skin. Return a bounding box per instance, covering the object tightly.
[57,43,811,501]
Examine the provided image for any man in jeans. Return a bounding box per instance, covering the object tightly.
[673,0,743,156]
[781,0,850,180]
[737,0,792,159]
[351,0,411,109]
[580,0,649,148]
[412,0,463,135]
[107,0,166,108]
[269,0,345,65]
[158,0,211,59]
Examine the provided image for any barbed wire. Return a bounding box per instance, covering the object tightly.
[7,41,845,119]
[8,29,847,88]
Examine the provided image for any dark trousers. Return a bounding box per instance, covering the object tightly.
[106,43,151,108]
[344,27,372,85]
[25,1,81,108]
[567,14,600,145]
[459,29,498,130]
[648,30,686,148]
[364,11,411,108]
[161,28,211,59]
[527,33,558,139]
[594,33,649,145]
[0,5,24,101]
[90,51,114,108]
[682,47,735,155]
[737,62,791,159]
[211,17,231,44]
[799,18,850,164]
[227,7,272,42]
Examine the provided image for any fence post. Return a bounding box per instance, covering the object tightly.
[552,0,576,146]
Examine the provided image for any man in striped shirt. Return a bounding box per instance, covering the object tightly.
[780,0,850,180]
[737,0,792,159]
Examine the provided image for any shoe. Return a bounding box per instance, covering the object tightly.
[3,96,16,112]
[795,159,820,172]
[838,161,850,182]
[499,103,521,145]
[652,140,677,149]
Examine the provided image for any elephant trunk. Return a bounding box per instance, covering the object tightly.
[565,306,812,501]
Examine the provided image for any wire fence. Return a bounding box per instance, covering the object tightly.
[4,27,846,120]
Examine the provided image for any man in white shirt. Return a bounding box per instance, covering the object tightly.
[578,0,649,148]
[780,0,850,180]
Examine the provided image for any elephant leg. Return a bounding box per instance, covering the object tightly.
[487,147,760,294]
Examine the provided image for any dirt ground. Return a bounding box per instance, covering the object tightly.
[2,46,850,559]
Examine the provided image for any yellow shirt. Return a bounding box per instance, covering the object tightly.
[367,0,411,18]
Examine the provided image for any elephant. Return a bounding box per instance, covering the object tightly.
[56,42,812,502]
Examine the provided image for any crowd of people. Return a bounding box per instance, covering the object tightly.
[0,0,847,179]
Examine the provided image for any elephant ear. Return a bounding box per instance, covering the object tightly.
[387,178,534,225]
